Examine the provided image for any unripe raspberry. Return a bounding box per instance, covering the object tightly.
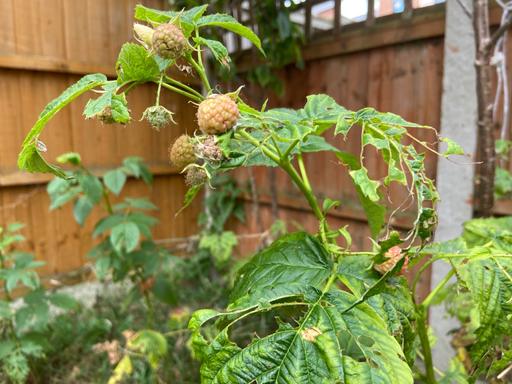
[96,107,115,124]
[185,167,208,186]
[196,135,223,162]
[374,246,408,275]
[197,94,240,135]
[133,23,154,49]
[142,105,175,131]
[152,23,187,59]
[169,135,196,170]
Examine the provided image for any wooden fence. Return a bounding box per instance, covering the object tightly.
[0,0,201,279]
[1,0,511,292]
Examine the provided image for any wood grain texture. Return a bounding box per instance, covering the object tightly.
[0,0,203,278]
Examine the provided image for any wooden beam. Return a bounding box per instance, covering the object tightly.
[334,0,342,33]
[0,163,179,187]
[366,0,375,26]
[0,54,200,84]
[305,1,312,41]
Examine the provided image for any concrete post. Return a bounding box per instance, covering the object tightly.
[432,0,478,370]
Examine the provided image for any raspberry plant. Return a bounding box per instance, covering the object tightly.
[16,4,512,383]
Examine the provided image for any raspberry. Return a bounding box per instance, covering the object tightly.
[152,23,187,59]
[142,105,175,131]
[185,167,208,186]
[196,135,223,162]
[96,106,115,124]
[374,246,408,275]
[197,94,240,135]
[133,23,154,49]
[169,135,196,170]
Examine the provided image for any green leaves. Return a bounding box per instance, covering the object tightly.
[116,43,161,84]
[349,168,380,202]
[194,37,230,67]
[110,222,140,253]
[18,74,107,177]
[195,291,413,384]
[104,169,127,196]
[197,14,263,54]
[199,231,237,268]
[229,232,332,309]
[83,83,130,124]
[441,137,465,156]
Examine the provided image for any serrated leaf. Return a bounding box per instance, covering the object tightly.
[194,37,231,67]
[77,173,103,203]
[104,169,127,196]
[229,232,331,309]
[116,43,161,83]
[197,14,263,54]
[199,290,413,384]
[110,222,140,253]
[349,168,381,202]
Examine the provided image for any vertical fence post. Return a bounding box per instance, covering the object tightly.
[334,0,341,33]
[403,0,413,18]
[367,0,375,25]
[305,0,312,41]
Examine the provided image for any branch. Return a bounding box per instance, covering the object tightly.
[486,12,512,53]
[456,0,472,19]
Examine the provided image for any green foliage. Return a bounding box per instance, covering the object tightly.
[0,223,78,384]
[16,4,490,384]
[425,216,512,381]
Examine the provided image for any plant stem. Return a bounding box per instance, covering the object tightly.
[0,250,13,303]
[102,188,114,215]
[155,74,164,106]
[187,53,212,94]
[421,268,455,308]
[164,76,203,99]
[159,82,202,103]
[417,305,437,384]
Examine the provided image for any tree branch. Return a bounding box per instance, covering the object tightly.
[486,12,512,53]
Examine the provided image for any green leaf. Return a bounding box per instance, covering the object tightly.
[441,137,465,156]
[134,5,208,36]
[199,290,413,384]
[335,111,354,137]
[104,169,127,196]
[439,359,469,384]
[178,185,203,215]
[77,173,103,203]
[18,74,107,177]
[73,196,94,226]
[127,330,168,369]
[194,37,231,67]
[229,232,332,309]
[199,231,238,268]
[48,293,79,310]
[197,14,263,54]
[84,83,130,124]
[123,157,153,184]
[349,168,381,202]
[116,43,161,84]
[110,222,140,253]
[93,214,125,237]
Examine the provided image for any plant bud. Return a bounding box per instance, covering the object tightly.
[133,23,154,48]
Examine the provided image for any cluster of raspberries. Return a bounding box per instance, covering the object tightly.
[133,22,241,187]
